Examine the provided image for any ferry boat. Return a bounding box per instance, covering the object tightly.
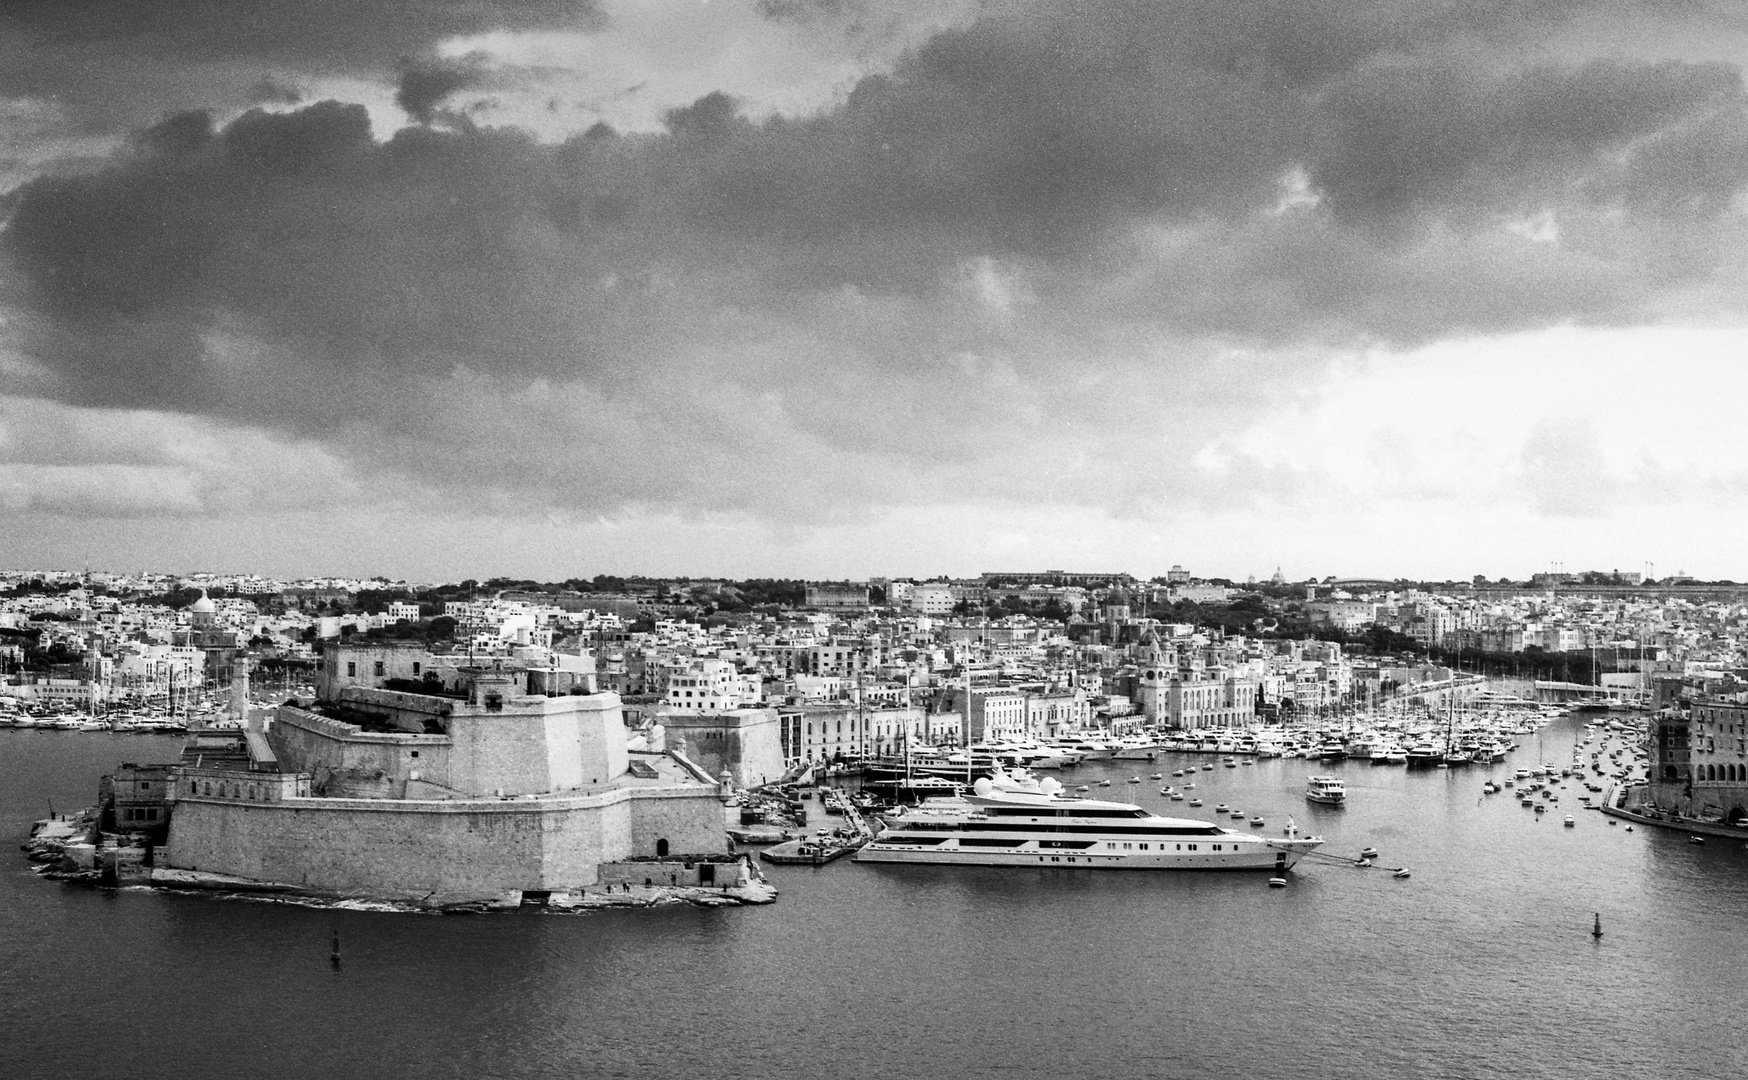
[857,771,1322,871]
[1305,775,1346,805]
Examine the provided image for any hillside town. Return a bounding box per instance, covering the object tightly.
[9,565,1748,766]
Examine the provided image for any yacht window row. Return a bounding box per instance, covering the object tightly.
[888,822,1224,837]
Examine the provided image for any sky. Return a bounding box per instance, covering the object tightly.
[5,0,1748,583]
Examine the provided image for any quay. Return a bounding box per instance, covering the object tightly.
[1601,785,1748,841]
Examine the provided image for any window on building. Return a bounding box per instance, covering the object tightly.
[346,661,356,677]
[412,662,421,676]
[374,661,385,677]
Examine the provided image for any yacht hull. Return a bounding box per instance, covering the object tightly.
[855,841,1317,870]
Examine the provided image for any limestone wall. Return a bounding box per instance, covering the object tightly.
[628,789,734,859]
[269,693,629,799]
[159,786,722,903]
[443,693,627,796]
[269,707,451,794]
[662,708,784,787]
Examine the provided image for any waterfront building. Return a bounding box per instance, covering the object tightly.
[1648,699,1748,823]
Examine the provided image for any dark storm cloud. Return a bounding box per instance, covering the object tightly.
[396,54,495,125]
[1313,57,1745,223]
[0,1,601,69]
[5,0,1748,521]
[0,1,603,134]
[247,77,305,107]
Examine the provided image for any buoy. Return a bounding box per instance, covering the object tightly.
[1591,913,1603,939]
[1268,877,1288,888]
[1625,825,1633,832]
[1392,868,1411,879]
[1359,846,1379,859]
[1355,858,1372,868]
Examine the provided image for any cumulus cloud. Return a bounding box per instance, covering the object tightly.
[3,0,1748,567]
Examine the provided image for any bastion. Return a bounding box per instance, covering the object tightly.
[154,658,738,905]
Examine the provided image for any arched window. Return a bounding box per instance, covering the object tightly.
[1663,765,1678,781]
[656,838,669,858]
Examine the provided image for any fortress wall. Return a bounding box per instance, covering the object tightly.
[628,790,733,859]
[160,787,722,903]
[270,708,452,790]
[663,709,784,788]
[445,693,627,795]
[577,694,628,783]
[537,798,628,885]
[544,710,586,792]
[446,711,556,796]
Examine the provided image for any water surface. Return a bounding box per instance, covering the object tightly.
[3,720,1743,1080]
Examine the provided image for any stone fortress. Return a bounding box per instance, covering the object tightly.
[138,640,779,904]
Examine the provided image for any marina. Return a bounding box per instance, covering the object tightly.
[7,712,1747,1080]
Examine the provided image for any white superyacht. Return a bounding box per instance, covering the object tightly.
[856,770,1322,872]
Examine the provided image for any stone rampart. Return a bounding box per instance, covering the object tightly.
[270,706,452,794]
[661,708,784,787]
[159,785,727,904]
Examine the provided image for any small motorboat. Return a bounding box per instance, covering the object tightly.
[1268,877,1288,888]
[1160,787,1173,796]
[1215,803,1230,814]
[1359,846,1379,859]
[1201,764,1214,771]
[1170,793,1184,801]
[1355,858,1372,868]
[1188,798,1203,807]
[1098,779,1112,787]
[1229,809,1246,819]
[1076,785,1089,792]
[1250,817,1264,827]
[1127,777,1142,784]
[1171,770,1184,777]
[1184,782,1195,789]
[1150,773,1163,780]
[1625,825,1634,832]
[1534,804,1547,814]
[1393,868,1412,879]
[1689,835,1706,845]
[1563,815,1575,827]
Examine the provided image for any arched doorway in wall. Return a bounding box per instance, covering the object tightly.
[656,838,669,858]
[1664,765,1678,781]
[1729,805,1746,826]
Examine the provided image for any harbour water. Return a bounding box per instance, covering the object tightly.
[5,717,1747,1080]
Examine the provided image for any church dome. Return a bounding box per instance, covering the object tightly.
[190,590,216,614]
